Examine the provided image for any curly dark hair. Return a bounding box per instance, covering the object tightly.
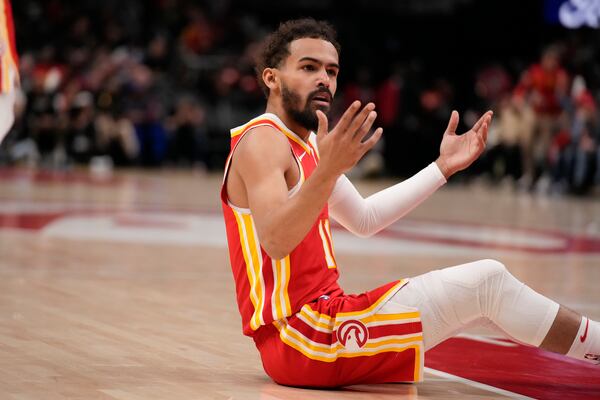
[255,18,341,97]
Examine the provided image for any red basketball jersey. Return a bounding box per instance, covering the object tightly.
[0,0,19,94]
[221,113,344,336]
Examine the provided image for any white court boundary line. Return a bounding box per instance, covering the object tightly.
[424,367,533,399]
[454,333,518,347]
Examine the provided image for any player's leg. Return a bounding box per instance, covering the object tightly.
[384,259,600,365]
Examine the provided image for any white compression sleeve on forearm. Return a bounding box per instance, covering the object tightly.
[328,162,446,237]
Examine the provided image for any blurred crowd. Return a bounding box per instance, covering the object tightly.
[2,0,268,170]
[467,46,600,195]
[1,0,600,195]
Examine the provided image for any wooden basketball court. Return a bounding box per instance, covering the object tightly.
[1,167,599,399]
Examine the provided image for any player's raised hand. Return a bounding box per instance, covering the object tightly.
[315,101,383,177]
[436,110,493,179]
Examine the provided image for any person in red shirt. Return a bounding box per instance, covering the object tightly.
[515,46,570,187]
[221,19,600,388]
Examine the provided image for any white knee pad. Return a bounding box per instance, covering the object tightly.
[438,259,509,325]
[387,259,559,350]
[438,259,559,346]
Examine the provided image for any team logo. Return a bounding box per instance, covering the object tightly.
[336,319,369,350]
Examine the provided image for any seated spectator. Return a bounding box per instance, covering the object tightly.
[482,92,536,185]
[166,96,207,168]
[95,110,139,167]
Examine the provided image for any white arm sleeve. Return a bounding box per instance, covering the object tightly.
[328,163,447,237]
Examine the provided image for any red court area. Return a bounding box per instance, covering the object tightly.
[426,337,600,399]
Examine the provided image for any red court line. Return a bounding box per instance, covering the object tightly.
[0,168,123,186]
[426,337,600,399]
[0,213,65,230]
[328,219,600,254]
[1,208,600,254]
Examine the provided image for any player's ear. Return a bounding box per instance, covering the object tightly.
[262,68,279,92]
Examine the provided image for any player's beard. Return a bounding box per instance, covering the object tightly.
[281,83,331,132]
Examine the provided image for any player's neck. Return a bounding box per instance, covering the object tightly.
[265,102,311,142]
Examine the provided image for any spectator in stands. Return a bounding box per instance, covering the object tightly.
[481,91,536,186]
[515,45,570,191]
[166,96,207,168]
[551,76,598,195]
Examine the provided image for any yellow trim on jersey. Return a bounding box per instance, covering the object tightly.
[280,130,311,154]
[361,312,420,323]
[271,256,291,321]
[271,255,292,320]
[0,0,17,93]
[295,151,306,185]
[298,307,336,332]
[235,209,293,328]
[318,220,336,269]
[284,320,422,352]
[299,305,420,336]
[273,319,423,363]
[230,115,311,154]
[242,213,266,329]
[282,256,292,315]
[232,210,259,329]
[0,0,9,92]
[335,280,407,319]
[233,209,266,330]
[324,220,336,268]
[307,138,320,161]
[415,341,422,381]
[230,118,272,137]
[271,259,282,320]
[299,279,409,326]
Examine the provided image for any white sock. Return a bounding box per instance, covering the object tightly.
[566,317,600,365]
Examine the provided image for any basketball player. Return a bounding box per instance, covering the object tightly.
[221,19,600,387]
[0,0,18,143]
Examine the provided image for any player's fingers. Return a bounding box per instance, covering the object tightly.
[483,122,489,142]
[353,110,378,142]
[347,102,375,135]
[476,123,487,151]
[359,127,383,154]
[445,110,459,135]
[480,117,490,143]
[477,116,491,142]
[473,110,493,132]
[316,110,329,140]
[334,100,361,135]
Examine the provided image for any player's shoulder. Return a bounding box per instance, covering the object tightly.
[235,112,291,146]
[233,125,291,172]
[236,124,289,154]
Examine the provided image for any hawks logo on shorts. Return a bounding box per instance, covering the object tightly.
[337,320,369,349]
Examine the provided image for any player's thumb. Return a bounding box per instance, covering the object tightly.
[316,110,328,139]
[445,110,459,135]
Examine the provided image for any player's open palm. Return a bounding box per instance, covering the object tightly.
[315,101,383,177]
[438,110,493,176]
